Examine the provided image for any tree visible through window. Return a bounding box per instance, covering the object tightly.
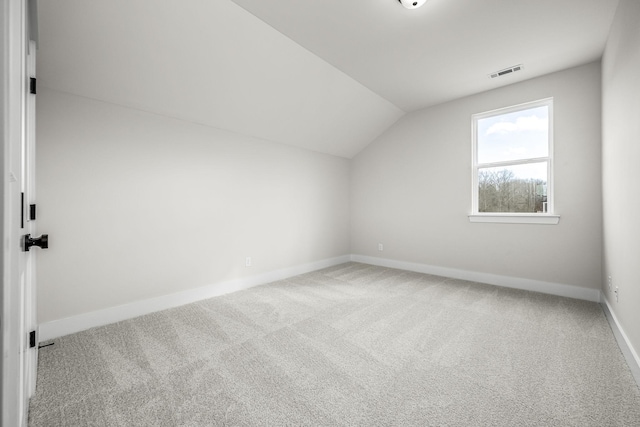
[472,99,553,214]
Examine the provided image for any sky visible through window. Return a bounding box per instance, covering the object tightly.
[477,105,548,180]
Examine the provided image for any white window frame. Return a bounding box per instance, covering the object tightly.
[469,98,559,225]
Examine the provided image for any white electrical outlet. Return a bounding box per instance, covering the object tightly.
[378,243,383,251]
[608,275,612,291]
[245,257,252,267]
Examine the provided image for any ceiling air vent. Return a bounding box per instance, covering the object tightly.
[489,64,523,79]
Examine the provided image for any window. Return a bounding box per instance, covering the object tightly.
[470,98,559,224]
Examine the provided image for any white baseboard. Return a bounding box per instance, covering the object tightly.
[601,296,640,375]
[350,254,602,302]
[39,253,606,342]
[38,255,351,341]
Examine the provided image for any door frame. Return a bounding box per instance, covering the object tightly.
[24,37,38,403]
[2,1,36,426]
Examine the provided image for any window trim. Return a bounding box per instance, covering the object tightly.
[468,213,560,225]
[470,98,557,224]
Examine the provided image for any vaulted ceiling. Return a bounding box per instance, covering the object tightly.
[37,0,618,158]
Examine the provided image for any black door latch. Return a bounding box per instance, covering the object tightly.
[22,234,48,252]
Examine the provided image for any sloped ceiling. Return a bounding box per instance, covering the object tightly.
[231,0,619,112]
[36,0,403,158]
[37,0,618,158]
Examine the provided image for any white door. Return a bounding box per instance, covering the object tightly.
[21,38,40,416]
[2,3,40,427]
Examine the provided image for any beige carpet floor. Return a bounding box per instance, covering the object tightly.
[29,262,640,426]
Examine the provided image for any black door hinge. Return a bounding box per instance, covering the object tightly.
[30,77,36,94]
[29,204,36,220]
[29,331,36,348]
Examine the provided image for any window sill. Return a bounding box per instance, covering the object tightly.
[468,214,560,225]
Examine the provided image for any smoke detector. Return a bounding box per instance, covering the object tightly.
[489,65,523,79]
[398,0,427,9]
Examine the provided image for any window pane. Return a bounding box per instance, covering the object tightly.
[477,106,548,164]
[478,162,548,213]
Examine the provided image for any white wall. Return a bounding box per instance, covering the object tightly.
[602,0,640,359]
[351,62,602,291]
[36,88,350,324]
